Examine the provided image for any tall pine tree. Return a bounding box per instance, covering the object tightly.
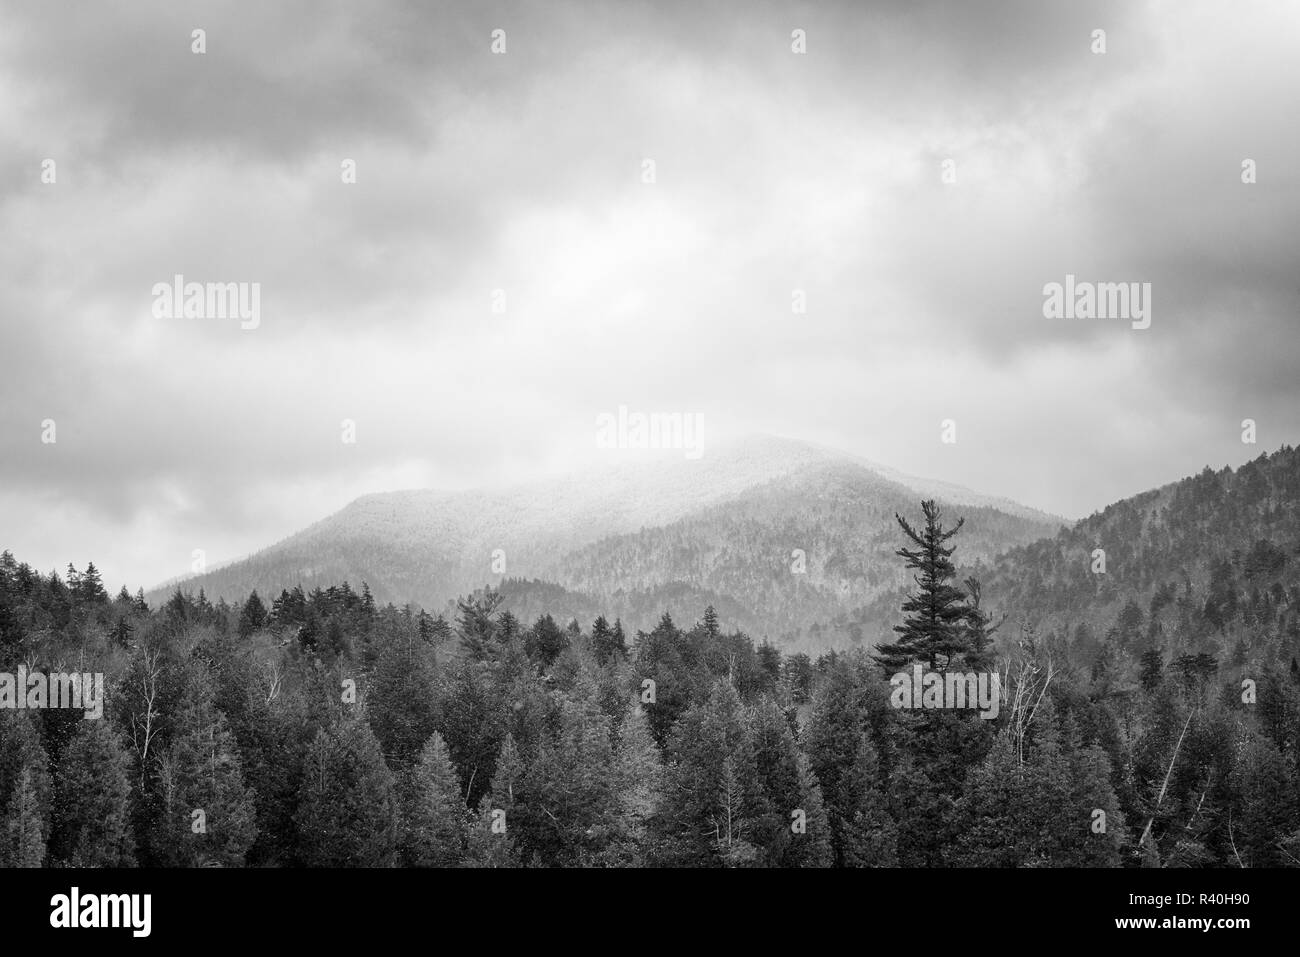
[874,500,970,674]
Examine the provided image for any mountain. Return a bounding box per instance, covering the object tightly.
[531,459,1061,645]
[859,444,1300,670]
[151,435,1064,648]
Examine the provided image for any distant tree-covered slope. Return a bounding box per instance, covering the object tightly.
[146,435,1063,648]
[543,461,1059,646]
[859,445,1300,672]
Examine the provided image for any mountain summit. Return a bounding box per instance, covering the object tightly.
[154,434,1064,646]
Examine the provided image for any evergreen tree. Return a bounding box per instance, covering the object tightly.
[1064,731,1126,866]
[1019,699,1084,866]
[463,799,520,867]
[439,659,506,809]
[463,734,524,867]
[839,735,898,867]
[591,615,626,666]
[368,632,439,771]
[746,699,831,866]
[950,734,1029,866]
[111,616,133,649]
[428,614,453,644]
[457,589,504,661]
[804,658,897,864]
[702,605,720,640]
[517,690,619,866]
[52,720,135,866]
[789,750,834,867]
[608,703,661,865]
[497,610,521,646]
[238,661,327,867]
[237,590,268,638]
[2,769,45,867]
[874,500,970,674]
[297,614,322,654]
[656,681,760,866]
[887,752,949,866]
[323,618,348,659]
[80,562,107,603]
[1255,669,1300,757]
[151,681,258,867]
[1139,648,1164,691]
[295,718,398,866]
[0,712,51,863]
[784,653,815,704]
[527,613,568,667]
[635,612,702,748]
[950,702,1125,867]
[400,733,466,867]
[756,640,782,693]
[1234,732,1300,867]
[960,577,998,669]
[417,610,449,645]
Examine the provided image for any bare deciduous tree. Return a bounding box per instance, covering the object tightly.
[129,647,163,787]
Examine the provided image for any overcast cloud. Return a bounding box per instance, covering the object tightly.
[2,0,1298,591]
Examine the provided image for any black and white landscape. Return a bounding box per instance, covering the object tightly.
[2,0,1299,876]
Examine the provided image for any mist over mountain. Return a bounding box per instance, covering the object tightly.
[151,434,1064,647]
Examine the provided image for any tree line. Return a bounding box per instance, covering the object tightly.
[1,498,1297,867]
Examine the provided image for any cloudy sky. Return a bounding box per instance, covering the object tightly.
[2,0,1297,592]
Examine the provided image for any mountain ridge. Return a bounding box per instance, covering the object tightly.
[148,434,1065,646]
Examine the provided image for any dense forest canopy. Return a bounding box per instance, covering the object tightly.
[1,449,1298,868]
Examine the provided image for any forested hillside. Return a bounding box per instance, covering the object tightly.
[546,463,1060,647]
[856,446,1300,685]
[148,436,1061,652]
[3,462,1297,868]
[983,445,1300,649]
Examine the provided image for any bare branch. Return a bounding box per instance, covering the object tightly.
[1138,709,1194,851]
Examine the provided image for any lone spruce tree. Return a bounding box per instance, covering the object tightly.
[874,500,969,674]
